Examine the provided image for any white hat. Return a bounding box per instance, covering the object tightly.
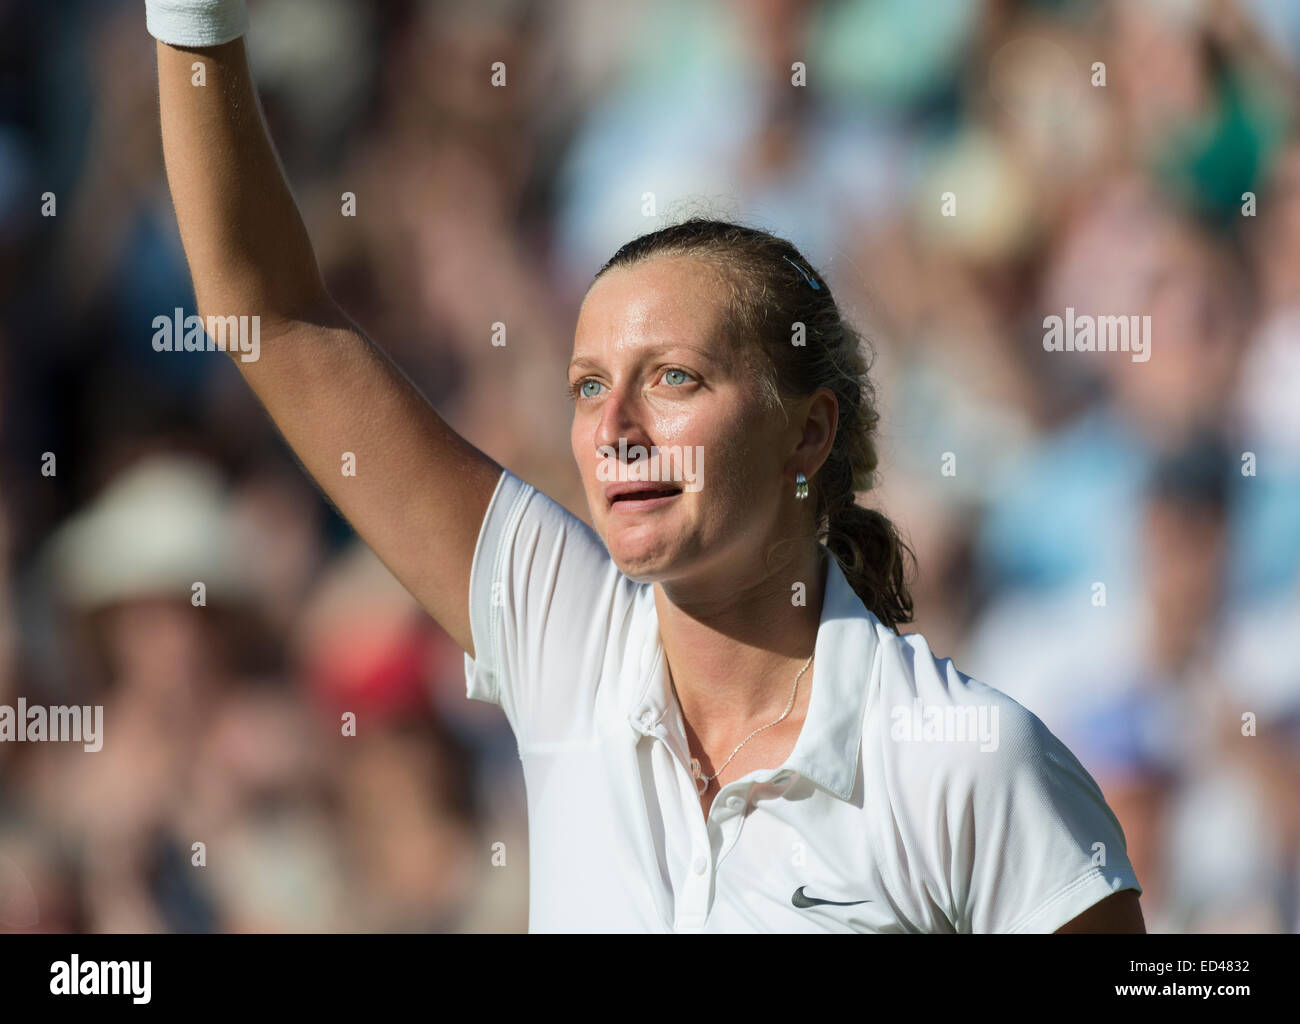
[45,454,253,608]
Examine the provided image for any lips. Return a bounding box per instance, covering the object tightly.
[604,482,683,508]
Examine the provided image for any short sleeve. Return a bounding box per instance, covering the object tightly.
[874,635,1143,934]
[953,696,1143,933]
[462,468,636,746]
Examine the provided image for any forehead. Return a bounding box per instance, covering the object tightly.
[574,255,734,356]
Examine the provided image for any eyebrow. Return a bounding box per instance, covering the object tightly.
[567,343,721,375]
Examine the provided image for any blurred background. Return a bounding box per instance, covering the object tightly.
[1,0,1298,933]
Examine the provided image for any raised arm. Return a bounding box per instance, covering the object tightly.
[155,28,502,657]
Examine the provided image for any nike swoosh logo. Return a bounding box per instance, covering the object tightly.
[791,886,871,908]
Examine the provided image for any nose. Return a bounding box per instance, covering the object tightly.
[593,387,654,468]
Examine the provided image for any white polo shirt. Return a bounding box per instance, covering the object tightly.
[463,468,1142,933]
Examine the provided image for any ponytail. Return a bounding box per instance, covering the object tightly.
[824,502,914,633]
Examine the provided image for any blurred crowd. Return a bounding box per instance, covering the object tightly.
[1,0,1298,932]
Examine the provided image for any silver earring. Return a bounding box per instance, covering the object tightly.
[794,472,808,501]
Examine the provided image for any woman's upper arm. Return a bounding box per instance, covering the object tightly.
[155,34,503,656]
[1055,890,1147,933]
[234,310,504,659]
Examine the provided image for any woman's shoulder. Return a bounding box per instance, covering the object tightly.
[863,623,1065,776]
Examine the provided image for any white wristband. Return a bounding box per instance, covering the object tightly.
[146,0,249,47]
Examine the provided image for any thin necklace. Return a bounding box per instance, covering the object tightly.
[670,651,814,795]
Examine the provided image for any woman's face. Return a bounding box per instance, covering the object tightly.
[570,256,801,586]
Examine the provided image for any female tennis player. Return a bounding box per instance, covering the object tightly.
[149,2,1144,933]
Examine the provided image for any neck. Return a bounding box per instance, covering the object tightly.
[653,541,827,748]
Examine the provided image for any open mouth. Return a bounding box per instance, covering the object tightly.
[606,484,683,511]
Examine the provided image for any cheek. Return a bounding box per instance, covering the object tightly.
[571,414,594,469]
[685,407,778,510]
[708,440,770,511]
[647,401,697,444]
[656,388,753,449]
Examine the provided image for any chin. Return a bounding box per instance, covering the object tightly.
[601,523,682,582]
[607,542,674,582]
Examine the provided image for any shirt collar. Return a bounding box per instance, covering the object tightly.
[627,547,880,803]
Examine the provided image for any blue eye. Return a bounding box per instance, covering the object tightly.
[663,368,690,386]
[579,379,603,398]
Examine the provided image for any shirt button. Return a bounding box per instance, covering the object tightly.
[639,709,656,728]
[725,795,744,811]
[691,855,707,874]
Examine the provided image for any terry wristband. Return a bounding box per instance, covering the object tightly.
[145,0,249,47]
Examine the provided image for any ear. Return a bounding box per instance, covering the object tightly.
[787,387,838,482]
